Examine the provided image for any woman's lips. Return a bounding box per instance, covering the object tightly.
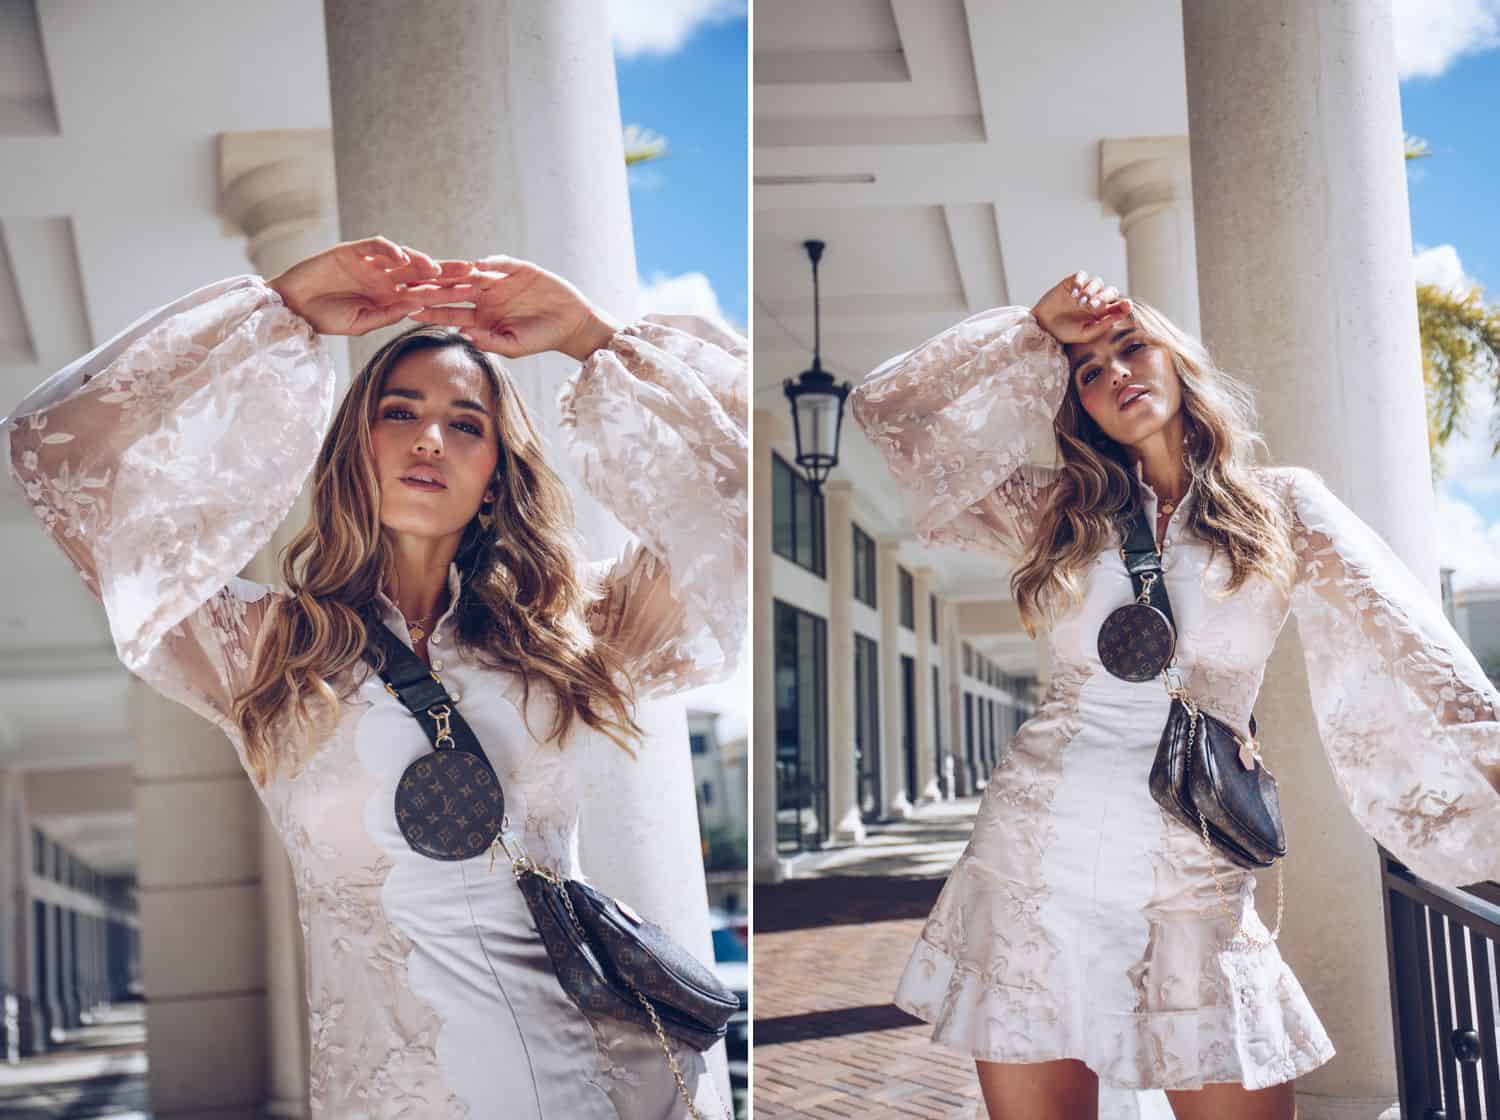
[400,477,447,491]
[1119,388,1149,410]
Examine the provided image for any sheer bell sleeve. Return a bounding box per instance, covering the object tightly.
[2,276,336,730]
[1281,465,1500,888]
[849,306,1069,558]
[559,314,747,698]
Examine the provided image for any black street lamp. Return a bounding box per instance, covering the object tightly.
[783,239,850,490]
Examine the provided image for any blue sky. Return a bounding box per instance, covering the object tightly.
[610,2,749,733]
[616,12,747,330]
[1403,50,1500,298]
[1394,3,1500,581]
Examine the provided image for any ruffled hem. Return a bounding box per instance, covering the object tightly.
[893,936,1336,1091]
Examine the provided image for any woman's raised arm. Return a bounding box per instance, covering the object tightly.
[850,272,1129,559]
[1,240,463,733]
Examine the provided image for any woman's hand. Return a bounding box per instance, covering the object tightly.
[1031,270,1131,344]
[267,238,475,336]
[407,255,623,361]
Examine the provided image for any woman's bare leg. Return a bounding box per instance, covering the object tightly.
[1164,1078,1296,1120]
[975,1057,1098,1120]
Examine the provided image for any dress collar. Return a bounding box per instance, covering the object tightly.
[1133,456,1196,520]
[372,560,464,638]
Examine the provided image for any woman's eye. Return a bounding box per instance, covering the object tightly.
[382,408,483,437]
[1124,342,1145,355]
[1081,368,1098,386]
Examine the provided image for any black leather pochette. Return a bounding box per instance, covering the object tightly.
[362,618,737,1061]
[1103,508,1287,871]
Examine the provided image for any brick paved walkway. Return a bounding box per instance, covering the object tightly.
[753,800,983,1119]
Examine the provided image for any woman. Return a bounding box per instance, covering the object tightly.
[3,238,746,1119]
[850,270,1500,1120]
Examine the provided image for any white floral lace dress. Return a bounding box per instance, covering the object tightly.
[2,277,748,1119]
[850,306,1500,1092]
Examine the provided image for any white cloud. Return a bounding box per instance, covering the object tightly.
[1392,0,1500,79]
[1434,491,1500,589]
[1413,243,1479,294]
[610,0,746,59]
[639,270,741,332]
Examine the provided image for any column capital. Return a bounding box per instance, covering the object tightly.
[1098,136,1191,232]
[217,129,336,267]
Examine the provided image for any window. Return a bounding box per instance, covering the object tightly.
[852,524,877,607]
[930,593,938,641]
[690,733,708,755]
[775,601,829,852]
[855,634,881,820]
[772,455,826,576]
[899,567,914,629]
[932,663,943,785]
[963,643,973,676]
[701,781,714,805]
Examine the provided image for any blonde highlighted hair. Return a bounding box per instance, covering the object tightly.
[1011,300,1296,636]
[232,326,642,785]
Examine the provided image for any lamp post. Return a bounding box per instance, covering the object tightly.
[783,239,850,489]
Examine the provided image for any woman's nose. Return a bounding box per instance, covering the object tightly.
[414,422,444,454]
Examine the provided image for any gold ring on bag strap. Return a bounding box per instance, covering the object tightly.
[487,820,732,1120]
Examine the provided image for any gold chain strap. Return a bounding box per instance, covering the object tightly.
[1172,686,1286,951]
[490,827,730,1120]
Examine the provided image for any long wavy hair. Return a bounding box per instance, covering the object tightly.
[1010,300,1296,637]
[232,326,642,785]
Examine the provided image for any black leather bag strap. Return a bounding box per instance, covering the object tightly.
[1119,507,1175,630]
[362,616,498,772]
[1121,507,1257,737]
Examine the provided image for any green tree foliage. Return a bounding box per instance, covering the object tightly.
[1405,134,1500,479]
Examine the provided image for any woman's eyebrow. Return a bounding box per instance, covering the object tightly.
[1072,328,1139,375]
[379,386,489,414]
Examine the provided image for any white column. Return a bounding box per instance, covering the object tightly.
[323,1,728,1101]
[1099,136,1199,336]
[911,568,940,804]
[0,770,31,1057]
[824,482,865,844]
[876,540,912,819]
[940,599,970,796]
[1184,3,1422,1117]
[219,129,338,1119]
[752,409,786,881]
[132,682,267,1115]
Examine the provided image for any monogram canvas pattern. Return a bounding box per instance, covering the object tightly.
[1098,602,1176,682]
[395,751,504,861]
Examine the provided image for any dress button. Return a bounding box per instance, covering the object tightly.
[450,690,462,702]
[432,659,444,671]
[430,633,442,645]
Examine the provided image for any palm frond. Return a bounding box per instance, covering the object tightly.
[623,124,669,166]
[1418,280,1500,477]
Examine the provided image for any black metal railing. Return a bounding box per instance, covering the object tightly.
[1382,846,1500,1118]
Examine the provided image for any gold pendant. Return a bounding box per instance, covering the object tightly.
[409,623,427,642]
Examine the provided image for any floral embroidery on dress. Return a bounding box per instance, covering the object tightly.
[5,277,747,1119]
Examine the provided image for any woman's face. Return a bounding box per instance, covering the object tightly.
[1064,318,1182,447]
[369,345,501,539]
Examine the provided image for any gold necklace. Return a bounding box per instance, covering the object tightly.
[399,604,440,643]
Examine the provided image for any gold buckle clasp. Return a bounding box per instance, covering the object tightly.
[428,703,455,750]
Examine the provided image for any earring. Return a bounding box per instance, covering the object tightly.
[477,490,495,531]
